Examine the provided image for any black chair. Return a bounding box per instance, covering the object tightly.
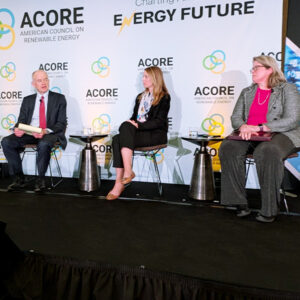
[133,144,167,196]
[245,152,299,213]
[21,142,63,189]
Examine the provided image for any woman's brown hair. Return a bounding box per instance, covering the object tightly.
[139,66,169,106]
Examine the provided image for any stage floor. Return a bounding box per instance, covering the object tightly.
[0,177,300,296]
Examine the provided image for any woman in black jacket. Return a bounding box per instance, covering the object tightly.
[106,66,171,200]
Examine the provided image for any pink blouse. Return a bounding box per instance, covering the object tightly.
[247,88,271,125]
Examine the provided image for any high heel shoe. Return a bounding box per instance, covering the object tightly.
[106,185,125,201]
[121,172,135,185]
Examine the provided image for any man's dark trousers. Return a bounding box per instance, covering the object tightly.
[1,133,58,177]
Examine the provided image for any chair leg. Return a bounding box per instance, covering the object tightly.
[245,156,295,214]
[21,149,38,180]
[21,151,26,162]
[132,149,164,197]
[49,155,53,186]
[49,150,63,189]
[21,146,63,189]
[281,188,289,214]
[35,152,38,176]
[152,153,163,196]
[245,158,252,184]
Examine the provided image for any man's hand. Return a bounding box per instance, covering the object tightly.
[32,129,47,139]
[14,128,25,137]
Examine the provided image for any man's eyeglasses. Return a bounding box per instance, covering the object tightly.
[250,66,266,73]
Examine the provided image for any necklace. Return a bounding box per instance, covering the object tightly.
[257,89,270,105]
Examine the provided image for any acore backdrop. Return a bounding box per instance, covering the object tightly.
[0,0,283,185]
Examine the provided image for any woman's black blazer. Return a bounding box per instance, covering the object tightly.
[130,93,170,132]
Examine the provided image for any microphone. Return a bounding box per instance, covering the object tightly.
[271,88,274,93]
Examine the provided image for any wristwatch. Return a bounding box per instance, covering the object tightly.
[258,124,264,132]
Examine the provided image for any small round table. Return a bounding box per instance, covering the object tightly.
[70,134,108,192]
[182,136,223,200]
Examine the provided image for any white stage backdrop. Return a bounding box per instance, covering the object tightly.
[0,0,283,185]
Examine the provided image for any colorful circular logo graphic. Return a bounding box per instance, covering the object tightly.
[145,148,165,165]
[201,113,225,135]
[92,113,111,134]
[1,113,16,130]
[91,57,110,78]
[50,86,62,94]
[51,145,62,160]
[0,61,16,81]
[202,50,226,74]
[0,8,16,50]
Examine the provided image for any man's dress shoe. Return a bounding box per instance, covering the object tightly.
[7,176,26,192]
[34,178,46,193]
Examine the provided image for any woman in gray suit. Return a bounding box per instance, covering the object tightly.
[219,55,300,222]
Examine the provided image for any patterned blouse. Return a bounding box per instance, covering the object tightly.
[137,92,154,123]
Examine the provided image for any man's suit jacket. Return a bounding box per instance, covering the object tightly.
[16,90,67,149]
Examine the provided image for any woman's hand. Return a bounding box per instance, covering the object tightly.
[262,124,271,132]
[239,124,258,140]
[126,120,139,128]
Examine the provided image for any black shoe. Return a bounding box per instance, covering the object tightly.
[236,205,251,218]
[7,175,26,192]
[34,178,46,193]
[256,214,276,223]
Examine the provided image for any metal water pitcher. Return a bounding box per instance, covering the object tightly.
[79,147,100,192]
[188,146,215,200]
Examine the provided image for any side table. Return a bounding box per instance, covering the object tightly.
[70,134,108,192]
[182,136,223,200]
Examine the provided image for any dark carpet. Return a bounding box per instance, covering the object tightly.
[0,175,300,296]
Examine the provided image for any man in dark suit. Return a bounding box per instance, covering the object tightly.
[1,70,67,192]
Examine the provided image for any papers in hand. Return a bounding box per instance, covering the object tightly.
[18,123,42,135]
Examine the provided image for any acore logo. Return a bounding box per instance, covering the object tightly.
[0,61,16,81]
[202,50,226,74]
[91,57,110,78]
[50,86,62,94]
[0,8,15,50]
[201,113,225,136]
[1,113,16,130]
[51,145,62,160]
[145,148,165,165]
[92,114,111,134]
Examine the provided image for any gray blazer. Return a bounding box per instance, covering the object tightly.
[231,82,300,147]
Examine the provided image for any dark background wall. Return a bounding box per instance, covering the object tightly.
[287,0,300,47]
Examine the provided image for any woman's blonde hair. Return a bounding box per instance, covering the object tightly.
[139,66,169,106]
[253,55,286,88]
